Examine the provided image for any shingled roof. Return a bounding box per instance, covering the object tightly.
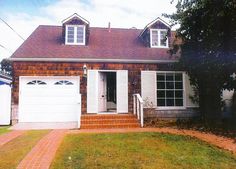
[11,25,178,62]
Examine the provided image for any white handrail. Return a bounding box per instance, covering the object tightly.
[77,94,82,128]
[133,93,144,127]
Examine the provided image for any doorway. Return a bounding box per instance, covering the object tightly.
[98,72,116,113]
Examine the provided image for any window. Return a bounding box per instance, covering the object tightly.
[65,25,85,45]
[156,72,184,107]
[150,29,168,48]
[27,80,46,85]
[54,80,73,85]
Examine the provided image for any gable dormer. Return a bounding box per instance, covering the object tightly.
[62,13,90,45]
[139,17,171,48]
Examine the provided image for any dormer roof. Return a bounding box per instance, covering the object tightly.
[139,17,170,37]
[62,13,89,25]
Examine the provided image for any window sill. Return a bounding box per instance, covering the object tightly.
[65,43,85,46]
[155,107,186,110]
[151,46,169,48]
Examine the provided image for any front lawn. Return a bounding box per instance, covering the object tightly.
[51,132,236,169]
[0,126,10,135]
[0,130,50,169]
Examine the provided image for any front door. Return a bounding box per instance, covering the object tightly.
[87,70,128,114]
[98,72,107,112]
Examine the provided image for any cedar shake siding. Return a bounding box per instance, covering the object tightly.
[12,62,170,120]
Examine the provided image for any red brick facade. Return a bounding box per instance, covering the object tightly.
[13,61,168,120]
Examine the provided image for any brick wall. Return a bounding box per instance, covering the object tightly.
[12,61,164,121]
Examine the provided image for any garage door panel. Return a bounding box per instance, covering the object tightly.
[21,97,77,105]
[21,105,78,113]
[19,112,78,122]
[19,76,80,122]
[21,89,77,97]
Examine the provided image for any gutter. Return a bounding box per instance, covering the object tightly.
[9,58,178,64]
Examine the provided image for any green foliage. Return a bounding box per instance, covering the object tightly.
[165,0,236,121]
[0,59,12,76]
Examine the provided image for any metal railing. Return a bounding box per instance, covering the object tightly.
[133,93,144,127]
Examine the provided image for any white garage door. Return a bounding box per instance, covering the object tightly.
[19,76,80,122]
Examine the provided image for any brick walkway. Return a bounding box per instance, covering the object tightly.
[0,130,25,147]
[17,130,67,169]
[69,128,236,154]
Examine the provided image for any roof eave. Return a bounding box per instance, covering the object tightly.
[10,57,178,64]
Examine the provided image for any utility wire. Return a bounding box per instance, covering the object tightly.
[0,17,25,41]
[0,44,12,54]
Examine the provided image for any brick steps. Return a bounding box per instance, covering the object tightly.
[80,114,140,129]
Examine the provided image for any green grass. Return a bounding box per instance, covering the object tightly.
[0,130,50,169]
[0,126,10,135]
[51,132,236,169]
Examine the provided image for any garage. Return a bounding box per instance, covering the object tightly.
[18,76,80,122]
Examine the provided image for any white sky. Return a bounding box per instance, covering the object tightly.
[0,0,177,61]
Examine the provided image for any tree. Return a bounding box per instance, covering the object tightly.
[165,0,236,122]
[0,59,12,76]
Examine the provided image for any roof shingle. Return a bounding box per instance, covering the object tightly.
[12,25,178,61]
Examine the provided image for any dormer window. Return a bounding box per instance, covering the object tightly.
[150,29,168,48]
[65,25,85,45]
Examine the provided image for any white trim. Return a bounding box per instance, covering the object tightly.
[146,18,171,29]
[139,17,171,37]
[62,13,89,25]
[65,25,86,45]
[156,71,186,110]
[10,58,178,64]
[0,77,11,84]
[150,29,169,48]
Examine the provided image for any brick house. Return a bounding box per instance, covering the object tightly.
[10,13,198,128]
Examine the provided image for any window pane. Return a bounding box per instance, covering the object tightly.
[166,81,174,89]
[166,90,174,97]
[166,73,174,81]
[175,99,183,106]
[151,30,158,46]
[157,82,165,89]
[175,90,183,98]
[157,99,165,106]
[166,99,174,106]
[157,74,165,81]
[77,27,84,43]
[156,72,184,107]
[175,82,183,89]
[67,26,74,43]
[175,73,182,81]
[157,90,165,98]
[160,30,167,46]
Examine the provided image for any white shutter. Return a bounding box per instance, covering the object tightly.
[87,70,99,113]
[184,73,199,107]
[141,71,157,108]
[117,70,128,113]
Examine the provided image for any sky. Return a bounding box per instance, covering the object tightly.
[0,0,177,61]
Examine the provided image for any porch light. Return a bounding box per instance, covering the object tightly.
[83,64,87,77]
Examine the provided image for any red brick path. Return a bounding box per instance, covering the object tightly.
[0,130,25,147]
[17,130,67,169]
[69,128,236,154]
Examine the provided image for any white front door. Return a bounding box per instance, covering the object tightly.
[19,76,80,122]
[98,72,107,112]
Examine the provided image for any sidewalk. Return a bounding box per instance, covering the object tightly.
[17,130,67,169]
[0,130,25,147]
